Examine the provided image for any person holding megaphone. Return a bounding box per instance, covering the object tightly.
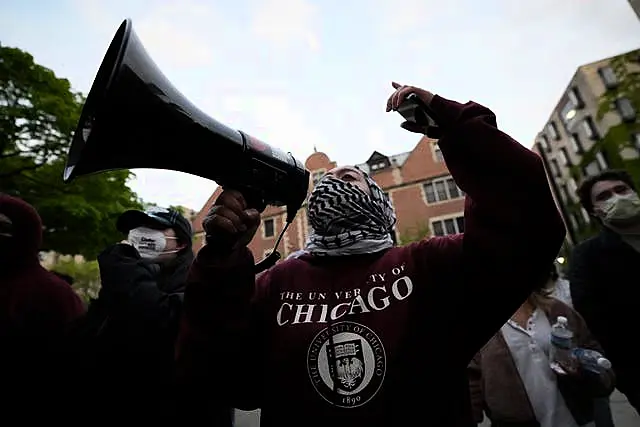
[175,82,566,426]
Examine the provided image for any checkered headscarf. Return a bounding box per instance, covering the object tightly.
[305,172,396,256]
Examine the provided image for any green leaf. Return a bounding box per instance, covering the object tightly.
[0,44,144,259]
[397,221,431,245]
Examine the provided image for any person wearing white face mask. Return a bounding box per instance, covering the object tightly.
[71,207,233,426]
[127,226,184,262]
[569,169,640,416]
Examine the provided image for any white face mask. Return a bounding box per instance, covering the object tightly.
[127,227,179,260]
[599,192,640,225]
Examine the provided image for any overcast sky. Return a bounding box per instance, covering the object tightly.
[2,0,639,211]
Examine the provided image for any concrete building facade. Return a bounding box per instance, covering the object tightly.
[532,48,640,247]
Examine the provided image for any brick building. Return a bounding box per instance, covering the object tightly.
[191,136,465,259]
[531,48,640,250]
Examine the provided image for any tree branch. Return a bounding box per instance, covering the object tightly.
[0,162,44,178]
[0,151,22,159]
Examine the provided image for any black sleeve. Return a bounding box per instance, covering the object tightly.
[568,242,606,343]
[97,243,182,332]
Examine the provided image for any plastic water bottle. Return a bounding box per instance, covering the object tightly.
[550,316,574,374]
[572,348,612,374]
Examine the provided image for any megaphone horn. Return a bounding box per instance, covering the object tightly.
[65,18,310,229]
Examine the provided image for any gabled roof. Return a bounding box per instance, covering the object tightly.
[365,151,388,163]
[356,151,411,175]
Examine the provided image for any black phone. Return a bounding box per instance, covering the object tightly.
[396,94,442,139]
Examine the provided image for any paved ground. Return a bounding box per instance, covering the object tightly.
[478,390,639,426]
[233,390,639,427]
[609,390,639,427]
[234,409,260,427]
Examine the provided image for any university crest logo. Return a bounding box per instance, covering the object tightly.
[306,321,386,408]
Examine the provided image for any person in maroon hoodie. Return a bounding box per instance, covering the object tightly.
[0,194,85,421]
[175,83,566,426]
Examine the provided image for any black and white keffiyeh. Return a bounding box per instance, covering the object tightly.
[305,172,397,256]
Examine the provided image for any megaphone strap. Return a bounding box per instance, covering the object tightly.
[254,220,291,274]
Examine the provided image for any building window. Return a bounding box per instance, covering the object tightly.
[432,216,465,236]
[584,162,600,176]
[562,147,572,166]
[615,97,636,122]
[434,144,444,162]
[560,88,583,128]
[580,207,591,225]
[423,176,463,204]
[538,135,550,152]
[557,148,571,167]
[560,100,578,128]
[263,218,275,238]
[550,158,561,177]
[595,152,608,171]
[567,87,584,108]
[311,169,326,186]
[598,66,618,89]
[558,184,568,203]
[370,161,387,171]
[581,117,599,140]
[569,213,579,232]
[569,133,584,154]
[583,152,608,177]
[547,122,561,140]
[567,177,578,195]
[633,133,640,151]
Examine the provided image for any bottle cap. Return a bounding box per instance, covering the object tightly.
[556,316,568,325]
[597,358,612,370]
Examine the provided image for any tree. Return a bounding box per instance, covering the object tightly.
[142,201,158,210]
[0,45,143,259]
[594,49,640,181]
[14,160,143,258]
[50,257,101,303]
[0,44,83,177]
[397,221,431,245]
[169,205,186,215]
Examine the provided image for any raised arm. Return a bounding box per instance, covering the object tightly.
[437,96,564,356]
[174,190,265,410]
[388,83,566,362]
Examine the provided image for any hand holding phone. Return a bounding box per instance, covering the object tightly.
[386,82,441,138]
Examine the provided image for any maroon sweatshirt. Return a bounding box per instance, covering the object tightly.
[176,96,566,426]
[0,194,85,332]
[1,194,85,421]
